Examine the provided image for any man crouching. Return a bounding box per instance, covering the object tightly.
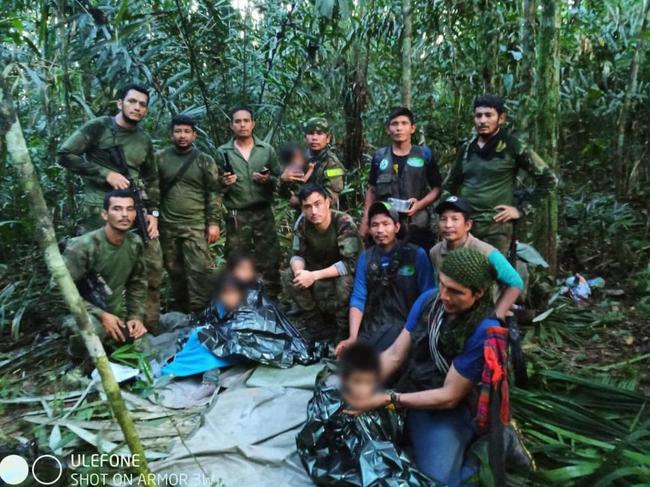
[62,189,148,355]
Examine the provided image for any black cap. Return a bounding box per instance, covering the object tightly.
[368,201,399,224]
[435,196,473,217]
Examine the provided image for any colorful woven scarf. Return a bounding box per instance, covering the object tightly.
[476,326,510,433]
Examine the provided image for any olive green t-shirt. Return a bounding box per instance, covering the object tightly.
[291,210,361,275]
[156,146,221,228]
[63,228,147,321]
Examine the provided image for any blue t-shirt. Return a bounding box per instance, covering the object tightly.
[350,245,435,312]
[404,289,498,383]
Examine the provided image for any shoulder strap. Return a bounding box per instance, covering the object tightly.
[161,149,200,197]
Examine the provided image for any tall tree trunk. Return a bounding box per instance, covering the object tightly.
[532,0,560,274]
[520,0,537,138]
[616,0,650,197]
[0,74,156,487]
[401,0,413,108]
[343,38,369,168]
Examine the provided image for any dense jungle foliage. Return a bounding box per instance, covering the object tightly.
[1,0,649,485]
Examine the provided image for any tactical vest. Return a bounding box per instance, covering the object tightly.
[399,292,445,392]
[374,145,430,229]
[359,242,420,350]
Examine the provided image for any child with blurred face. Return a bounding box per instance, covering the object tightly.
[226,254,258,288]
[216,274,245,315]
[339,342,382,403]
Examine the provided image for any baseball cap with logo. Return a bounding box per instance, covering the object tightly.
[435,195,473,218]
[368,201,400,224]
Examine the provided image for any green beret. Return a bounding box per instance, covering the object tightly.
[304,117,330,133]
[440,247,495,291]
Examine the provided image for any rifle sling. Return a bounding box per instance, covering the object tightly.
[161,149,200,198]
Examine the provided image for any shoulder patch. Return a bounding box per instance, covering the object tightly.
[495,140,507,153]
[325,167,344,178]
[379,159,389,171]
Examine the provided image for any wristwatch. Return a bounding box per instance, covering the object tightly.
[389,391,400,408]
[150,210,160,218]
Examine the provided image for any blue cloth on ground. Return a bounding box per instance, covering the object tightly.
[161,328,235,377]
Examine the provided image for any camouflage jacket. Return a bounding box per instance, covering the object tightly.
[446,130,557,225]
[57,116,159,211]
[63,228,147,321]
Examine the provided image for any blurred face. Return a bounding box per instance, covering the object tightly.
[369,213,399,247]
[171,124,196,150]
[304,130,331,152]
[220,285,243,312]
[438,272,485,315]
[230,110,255,139]
[117,89,149,124]
[102,196,136,232]
[439,210,472,243]
[285,149,306,171]
[231,260,257,285]
[473,106,505,138]
[301,192,330,227]
[386,115,415,143]
[344,370,380,402]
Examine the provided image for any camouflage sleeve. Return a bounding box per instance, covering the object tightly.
[141,140,160,212]
[515,146,558,215]
[62,238,105,319]
[290,217,307,264]
[203,154,222,225]
[336,214,362,275]
[125,240,147,321]
[57,119,111,185]
[444,144,466,195]
[323,155,346,204]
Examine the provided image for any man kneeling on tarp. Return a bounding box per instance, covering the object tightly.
[62,189,149,357]
[344,248,524,486]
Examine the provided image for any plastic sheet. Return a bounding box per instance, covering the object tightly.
[197,290,327,368]
[296,365,440,486]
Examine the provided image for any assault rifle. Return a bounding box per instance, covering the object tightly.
[107,145,150,244]
[76,273,113,312]
[507,220,528,388]
[58,238,112,311]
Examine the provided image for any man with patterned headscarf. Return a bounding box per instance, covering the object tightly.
[344,247,501,486]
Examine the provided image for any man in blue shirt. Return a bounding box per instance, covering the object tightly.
[343,248,503,486]
[336,201,434,355]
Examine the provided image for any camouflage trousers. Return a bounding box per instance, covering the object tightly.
[160,224,215,313]
[281,268,353,344]
[225,205,281,297]
[78,206,163,330]
[472,220,513,256]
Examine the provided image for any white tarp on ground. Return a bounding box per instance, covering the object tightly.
[149,364,324,487]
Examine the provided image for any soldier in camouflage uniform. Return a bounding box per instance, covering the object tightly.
[57,84,163,330]
[446,94,557,254]
[157,115,221,312]
[280,117,346,208]
[216,106,283,297]
[62,190,148,355]
[282,184,362,344]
